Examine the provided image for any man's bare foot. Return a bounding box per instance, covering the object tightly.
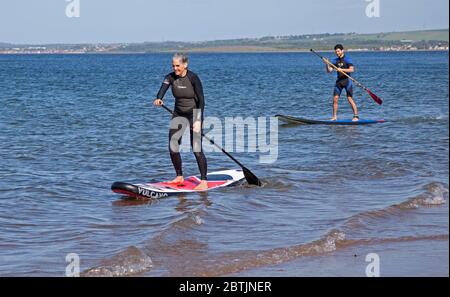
[330,117,337,121]
[352,115,359,122]
[167,176,184,185]
[194,180,208,191]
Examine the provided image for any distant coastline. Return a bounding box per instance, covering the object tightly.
[1,29,448,54]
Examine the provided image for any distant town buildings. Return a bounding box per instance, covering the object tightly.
[1,31,448,54]
[0,44,127,54]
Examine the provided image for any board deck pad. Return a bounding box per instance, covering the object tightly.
[276,114,385,125]
[112,169,245,199]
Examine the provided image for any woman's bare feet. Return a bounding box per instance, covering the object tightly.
[330,116,337,121]
[352,115,359,122]
[194,180,208,191]
[167,176,184,185]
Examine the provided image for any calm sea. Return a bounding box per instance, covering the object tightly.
[0,51,448,276]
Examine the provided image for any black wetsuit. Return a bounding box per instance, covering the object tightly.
[156,70,207,180]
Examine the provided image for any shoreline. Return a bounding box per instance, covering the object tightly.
[0,49,448,55]
[2,29,447,55]
[231,237,449,277]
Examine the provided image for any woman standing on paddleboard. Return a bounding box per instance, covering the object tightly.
[153,53,208,191]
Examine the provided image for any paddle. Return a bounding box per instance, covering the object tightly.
[310,49,383,105]
[159,104,262,186]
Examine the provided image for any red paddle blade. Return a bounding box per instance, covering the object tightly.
[367,89,383,105]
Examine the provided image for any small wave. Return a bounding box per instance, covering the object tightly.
[177,229,347,277]
[292,229,346,255]
[82,246,152,277]
[395,182,448,209]
[345,182,448,231]
[395,115,449,124]
[257,177,294,191]
[337,234,449,249]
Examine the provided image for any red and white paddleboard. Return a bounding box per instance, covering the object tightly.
[111,169,245,199]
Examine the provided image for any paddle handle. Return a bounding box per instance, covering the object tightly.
[310,49,365,89]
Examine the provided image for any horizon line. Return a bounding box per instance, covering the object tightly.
[2,27,448,46]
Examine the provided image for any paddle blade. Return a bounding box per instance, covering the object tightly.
[242,167,262,186]
[367,89,383,105]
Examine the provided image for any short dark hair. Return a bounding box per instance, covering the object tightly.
[334,44,344,50]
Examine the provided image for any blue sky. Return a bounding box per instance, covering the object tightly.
[0,0,448,44]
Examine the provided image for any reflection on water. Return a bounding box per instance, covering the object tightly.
[112,191,212,213]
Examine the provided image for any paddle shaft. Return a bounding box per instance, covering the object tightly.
[310,49,367,90]
[310,49,383,105]
[160,104,246,169]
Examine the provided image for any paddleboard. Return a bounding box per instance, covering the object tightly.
[111,169,245,199]
[276,115,385,125]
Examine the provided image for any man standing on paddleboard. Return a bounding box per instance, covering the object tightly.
[324,44,359,122]
[153,53,208,191]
